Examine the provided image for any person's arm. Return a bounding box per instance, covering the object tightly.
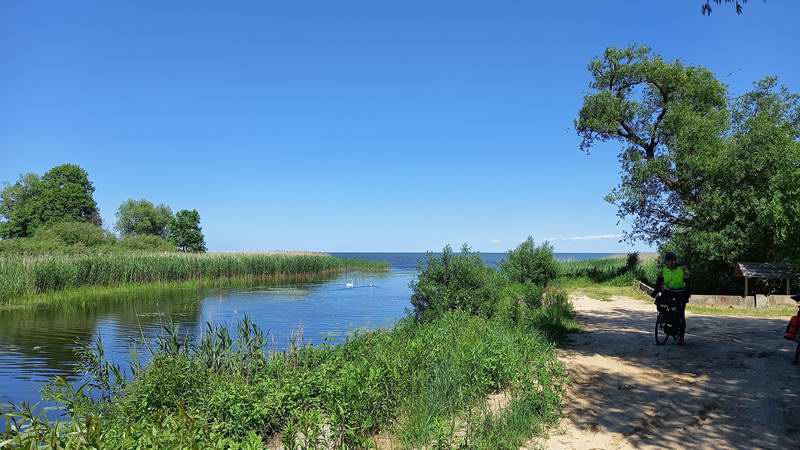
[651,273,664,298]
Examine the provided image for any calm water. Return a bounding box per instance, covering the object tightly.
[0,252,611,413]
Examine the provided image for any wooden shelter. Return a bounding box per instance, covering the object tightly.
[735,262,798,297]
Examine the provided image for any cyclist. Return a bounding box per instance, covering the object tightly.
[651,252,691,345]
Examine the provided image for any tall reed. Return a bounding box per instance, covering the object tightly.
[0,253,387,304]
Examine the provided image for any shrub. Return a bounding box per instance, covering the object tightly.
[528,288,578,341]
[500,237,558,286]
[495,282,544,326]
[122,354,210,415]
[410,245,501,321]
[117,234,176,251]
[34,221,116,247]
[626,252,639,270]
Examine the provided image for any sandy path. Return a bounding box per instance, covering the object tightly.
[530,295,800,450]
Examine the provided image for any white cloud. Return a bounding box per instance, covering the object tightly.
[490,239,502,244]
[545,234,622,242]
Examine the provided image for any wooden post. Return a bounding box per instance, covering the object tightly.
[744,277,749,298]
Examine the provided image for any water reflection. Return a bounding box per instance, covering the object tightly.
[0,270,412,409]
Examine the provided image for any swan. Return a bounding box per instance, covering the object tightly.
[345,280,354,288]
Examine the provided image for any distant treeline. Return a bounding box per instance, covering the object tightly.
[0,164,206,253]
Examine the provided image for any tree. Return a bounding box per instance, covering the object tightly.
[169,209,206,252]
[576,46,800,291]
[115,199,173,238]
[0,164,101,238]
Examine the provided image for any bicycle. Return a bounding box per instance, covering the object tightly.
[654,288,687,345]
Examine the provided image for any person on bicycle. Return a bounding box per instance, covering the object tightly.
[651,252,691,345]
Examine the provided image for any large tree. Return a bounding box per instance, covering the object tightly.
[169,209,206,252]
[115,199,173,238]
[576,45,800,291]
[0,164,101,238]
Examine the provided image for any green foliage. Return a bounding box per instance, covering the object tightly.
[123,354,211,415]
[410,244,501,321]
[115,198,174,238]
[117,234,176,251]
[1,312,565,449]
[0,253,388,304]
[170,209,206,252]
[34,221,116,248]
[0,222,117,255]
[495,282,544,326]
[528,288,579,341]
[577,46,800,292]
[0,164,101,238]
[500,237,559,286]
[1,240,573,448]
[558,255,658,286]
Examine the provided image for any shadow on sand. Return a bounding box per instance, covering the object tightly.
[552,299,800,449]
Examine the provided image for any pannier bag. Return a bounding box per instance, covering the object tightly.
[784,315,800,341]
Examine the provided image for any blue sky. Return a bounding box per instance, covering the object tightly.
[1,1,798,252]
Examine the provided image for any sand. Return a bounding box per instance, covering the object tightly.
[529,295,800,450]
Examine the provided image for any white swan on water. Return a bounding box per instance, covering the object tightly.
[345,280,354,288]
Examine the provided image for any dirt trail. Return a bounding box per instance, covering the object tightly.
[530,295,800,450]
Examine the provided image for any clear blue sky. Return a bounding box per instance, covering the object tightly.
[1,1,798,252]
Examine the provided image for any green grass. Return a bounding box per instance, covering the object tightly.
[0,253,388,305]
[1,311,567,449]
[1,245,579,447]
[686,304,796,317]
[557,258,796,318]
[556,276,653,302]
[0,274,339,310]
[558,254,658,286]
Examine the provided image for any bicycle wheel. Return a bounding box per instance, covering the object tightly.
[655,312,669,345]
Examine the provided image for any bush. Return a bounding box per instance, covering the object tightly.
[34,221,116,247]
[122,354,210,415]
[410,245,501,321]
[495,282,544,326]
[626,252,639,270]
[500,237,559,286]
[0,235,64,254]
[2,312,564,449]
[528,288,578,341]
[117,234,176,251]
[0,222,116,254]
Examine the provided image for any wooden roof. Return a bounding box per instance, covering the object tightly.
[735,262,798,279]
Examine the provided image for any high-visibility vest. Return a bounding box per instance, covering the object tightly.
[663,267,686,290]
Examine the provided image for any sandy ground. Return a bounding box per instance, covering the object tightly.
[529,295,800,450]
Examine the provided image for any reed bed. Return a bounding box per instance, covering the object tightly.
[0,253,387,304]
[558,254,658,286]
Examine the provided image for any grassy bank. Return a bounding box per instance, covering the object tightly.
[557,255,796,317]
[1,312,565,449]
[0,274,340,310]
[0,253,388,305]
[1,242,573,448]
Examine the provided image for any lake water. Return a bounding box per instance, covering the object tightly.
[0,252,611,414]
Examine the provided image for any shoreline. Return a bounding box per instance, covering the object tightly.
[0,252,389,307]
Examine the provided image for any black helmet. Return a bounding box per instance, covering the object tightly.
[664,252,677,263]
